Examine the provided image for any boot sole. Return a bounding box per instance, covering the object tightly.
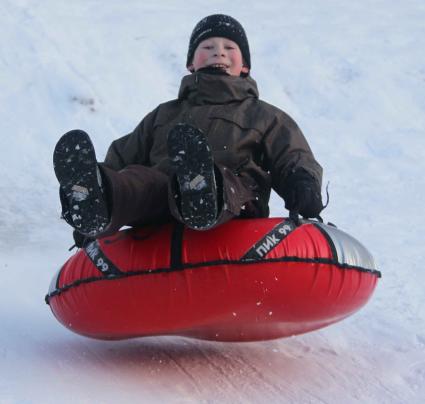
[53,130,109,236]
[167,123,218,230]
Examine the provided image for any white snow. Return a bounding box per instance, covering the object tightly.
[1,0,424,403]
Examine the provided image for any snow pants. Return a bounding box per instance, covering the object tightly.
[97,163,260,237]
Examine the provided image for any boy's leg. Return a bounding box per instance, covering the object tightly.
[167,123,218,230]
[99,164,171,234]
[167,123,259,230]
[53,130,109,236]
[214,164,262,223]
[54,130,171,238]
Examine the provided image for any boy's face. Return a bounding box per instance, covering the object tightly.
[188,37,249,76]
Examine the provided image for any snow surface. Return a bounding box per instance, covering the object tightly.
[1,0,424,402]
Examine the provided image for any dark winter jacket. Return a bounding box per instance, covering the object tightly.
[104,72,322,217]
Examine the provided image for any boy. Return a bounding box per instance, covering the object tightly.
[54,14,324,245]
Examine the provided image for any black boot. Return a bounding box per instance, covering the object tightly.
[167,123,218,230]
[53,130,110,237]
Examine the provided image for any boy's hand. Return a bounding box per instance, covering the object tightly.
[283,169,324,219]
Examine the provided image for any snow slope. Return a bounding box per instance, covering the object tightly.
[1,0,424,402]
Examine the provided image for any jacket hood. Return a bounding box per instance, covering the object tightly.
[178,72,259,105]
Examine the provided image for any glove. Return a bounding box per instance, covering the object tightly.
[72,230,95,249]
[283,169,324,219]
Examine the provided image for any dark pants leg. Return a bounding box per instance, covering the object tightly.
[98,162,259,237]
[168,163,259,229]
[98,164,172,236]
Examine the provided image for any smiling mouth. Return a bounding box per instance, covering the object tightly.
[207,63,229,69]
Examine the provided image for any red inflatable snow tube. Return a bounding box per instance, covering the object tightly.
[46,218,380,342]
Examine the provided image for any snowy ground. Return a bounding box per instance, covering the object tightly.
[1,0,424,403]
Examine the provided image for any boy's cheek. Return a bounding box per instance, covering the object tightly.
[195,52,207,62]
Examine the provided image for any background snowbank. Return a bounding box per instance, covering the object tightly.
[1,1,424,402]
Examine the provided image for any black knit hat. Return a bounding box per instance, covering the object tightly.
[186,14,251,69]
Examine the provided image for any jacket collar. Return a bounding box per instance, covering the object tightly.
[178,72,259,105]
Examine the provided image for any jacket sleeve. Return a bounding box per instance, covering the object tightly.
[263,110,323,200]
[103,107,159,171]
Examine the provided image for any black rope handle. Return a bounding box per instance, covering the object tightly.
[289,210,326,227]
[289,210,301,226]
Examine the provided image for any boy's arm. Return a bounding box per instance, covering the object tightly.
[103,108,158,170]
[263,112,323,217]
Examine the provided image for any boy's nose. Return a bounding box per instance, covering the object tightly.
[213,48,226,57]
